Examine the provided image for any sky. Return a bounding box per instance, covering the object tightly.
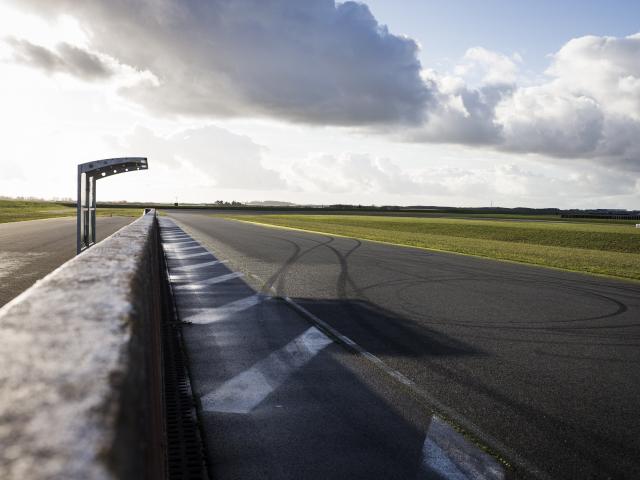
[0,0,638,209]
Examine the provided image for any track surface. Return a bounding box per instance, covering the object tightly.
[0,216,134,307]
[161,218,505,479]
[167,211,640,480]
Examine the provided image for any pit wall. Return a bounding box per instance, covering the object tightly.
[0,212,166,480]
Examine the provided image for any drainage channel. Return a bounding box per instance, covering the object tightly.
[161,226,210,480]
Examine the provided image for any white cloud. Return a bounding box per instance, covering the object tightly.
[496,34,640,169]
[454,46,521,86]
[113,125,286,190]
[286,153,440,195]
[284,153,639,205]
[419,33,640,172]
[547,34,640,120]
[412,70,509,145]
[496,84,605,157]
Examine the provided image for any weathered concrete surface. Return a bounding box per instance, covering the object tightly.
[0,213,165,480]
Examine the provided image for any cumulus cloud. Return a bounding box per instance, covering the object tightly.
[547,34,640,119]
[495,34,640,170]
[454,47,521,86]
[115,125,286,190]
[6,37,112,80]
[12,0,429,125]
[418,33,640,172]
[412,71,510,144]
[496,85,605,157]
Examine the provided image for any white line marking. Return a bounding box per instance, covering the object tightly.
[168,263,228,281]
[172,260,226,272]
[283,296,415,386]
[166,251,212,260]
[162,240,198,247]
[420,416,505,480]
[172,272,243,290]
[163,245,203,252]
[181,294,263,324]
[281,296,546,479]
[422,437,468,480]
[201,326,332,413]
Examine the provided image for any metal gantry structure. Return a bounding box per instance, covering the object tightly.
[77,157,148,254]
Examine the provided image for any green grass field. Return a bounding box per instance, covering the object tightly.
[222,214,640,281]
[0,199,143,224]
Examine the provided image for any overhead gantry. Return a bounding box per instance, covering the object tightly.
[76,157,148,253]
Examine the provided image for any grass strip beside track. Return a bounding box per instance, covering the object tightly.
[220,214,640,281]
[0,200,142,224]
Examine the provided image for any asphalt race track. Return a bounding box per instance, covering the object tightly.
[167,210,640,480]
[0,216,133,307]
[161,218,506,479]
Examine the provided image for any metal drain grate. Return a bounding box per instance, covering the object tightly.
[164,316,209,480]
[163,319,209,479]
[161,226,209,480]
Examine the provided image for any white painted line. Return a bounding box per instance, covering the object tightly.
[421,416,505,480]
[169,262,228,281]
[283,296,416,387]
[173,260,226,272]
[422,438,468,480]
[162,240,198,247]
[281,296,546,479]
[181,294,263,324]
[163,245,203,252]
[172,272,243,290]
[201,326,332,413]
[166,251,212,260]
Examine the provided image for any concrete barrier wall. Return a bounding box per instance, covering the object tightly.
[0,213,166,480]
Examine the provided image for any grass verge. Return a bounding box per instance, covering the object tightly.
[0,200,143,224]
[220,214,640,281]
